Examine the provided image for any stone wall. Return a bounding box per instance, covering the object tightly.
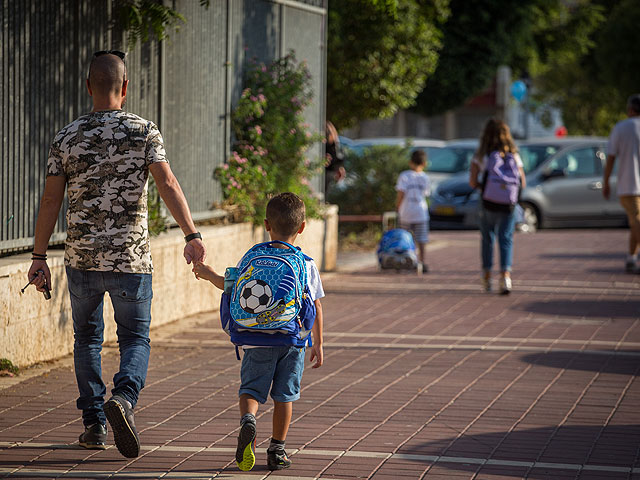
[0,207,337,367]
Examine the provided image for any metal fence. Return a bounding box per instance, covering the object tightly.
[0,0,327,254]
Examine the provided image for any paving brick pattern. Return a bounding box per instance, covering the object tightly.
[1,229,639,479]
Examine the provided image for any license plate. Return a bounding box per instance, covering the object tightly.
[434,206,456,216]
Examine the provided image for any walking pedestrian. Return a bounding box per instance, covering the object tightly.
[192,192,324,472]
[603,94,640,273]
[469,118,526,294]
[27,50,206,458]
[396,149,431,272]
[324,120,346,192]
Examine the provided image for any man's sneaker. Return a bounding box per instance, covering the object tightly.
[482,277,491,292]
[104,395,140,458]
[267,447,292,471]
[499,276,512,295]
[626,260,637,273]
[236,416,257,471]
[78,423,107,450]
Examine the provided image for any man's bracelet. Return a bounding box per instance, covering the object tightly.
[31,252,47,260]
[184,232,202,243]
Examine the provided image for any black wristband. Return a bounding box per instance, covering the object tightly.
[32,252,47,259]
[184,232,202,243]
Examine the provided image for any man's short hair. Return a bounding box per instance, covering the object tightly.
[628,94,640,115]
[88,53,126,96]
[410,150,427,166]
[266,193,306,237]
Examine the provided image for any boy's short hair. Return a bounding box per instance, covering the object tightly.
[410,149,427,166]
[266,193,306,237]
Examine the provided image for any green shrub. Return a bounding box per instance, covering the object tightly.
[216,52,324,225]
[327,144,410,216]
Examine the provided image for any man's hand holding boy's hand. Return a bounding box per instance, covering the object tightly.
[192,262,225,290]
[309,343,323,368]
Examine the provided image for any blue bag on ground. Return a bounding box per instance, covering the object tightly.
[220,240,316,348]
[377,228,418,270]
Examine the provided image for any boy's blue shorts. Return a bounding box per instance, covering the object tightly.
[239,346,306,404]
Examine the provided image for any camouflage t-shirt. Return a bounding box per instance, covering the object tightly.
[47,110,167,273]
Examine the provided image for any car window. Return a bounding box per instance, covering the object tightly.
[426,147,475,173]
[519,145,560,173]
[547,147,600,177]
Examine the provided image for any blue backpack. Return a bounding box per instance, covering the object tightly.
[377,228,417,270]
[220,241,316,356]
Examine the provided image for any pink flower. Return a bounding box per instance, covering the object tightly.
[290,129,296,135]
[255,126,262,135]
[222,164,229,170]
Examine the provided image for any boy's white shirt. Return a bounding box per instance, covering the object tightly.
[396,169,431,223]
[238,257,324,350]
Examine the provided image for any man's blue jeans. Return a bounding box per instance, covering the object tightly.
[66,267,152,427]
[478,206,516,272]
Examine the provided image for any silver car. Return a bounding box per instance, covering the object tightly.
[429,137,626,231]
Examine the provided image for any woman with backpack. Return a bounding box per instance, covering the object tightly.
[469,118,526,294]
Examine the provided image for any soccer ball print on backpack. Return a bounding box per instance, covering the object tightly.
[377,228,418,271]
[482,151,521,207]
[220,241,316,350]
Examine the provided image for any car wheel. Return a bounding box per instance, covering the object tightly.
[520,203,539,232]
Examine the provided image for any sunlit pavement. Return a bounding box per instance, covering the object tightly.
[1,229,639,479]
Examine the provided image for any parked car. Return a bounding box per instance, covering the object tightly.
[429,137,625,231]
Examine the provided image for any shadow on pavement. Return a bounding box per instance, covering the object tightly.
[520,351,640,375]
[540,252,623,260]
[517,299,640,319]
[404,424,640,477]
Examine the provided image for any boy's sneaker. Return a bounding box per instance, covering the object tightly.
[236,415,257,471]
[267,446,292,470]
[104,395,140,458]
[78,423,107,450]
[499,276,512,295]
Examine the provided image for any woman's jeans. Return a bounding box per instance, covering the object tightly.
[66,267,152,426]
[478,206,516,272]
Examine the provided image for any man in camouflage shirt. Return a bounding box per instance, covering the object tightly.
[28,51,206,458]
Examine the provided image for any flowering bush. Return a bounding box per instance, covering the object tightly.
[216,52,323,225]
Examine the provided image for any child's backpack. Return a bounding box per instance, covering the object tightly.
[220,241,316,356]
[377,228,418,270]
[482,151,521,207]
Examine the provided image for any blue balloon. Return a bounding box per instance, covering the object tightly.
[511,80,527,101]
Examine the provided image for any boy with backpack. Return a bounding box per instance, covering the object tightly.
[396,149,432,272]
[192,192,324,472]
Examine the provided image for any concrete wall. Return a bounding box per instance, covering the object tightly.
[0,207,337,368]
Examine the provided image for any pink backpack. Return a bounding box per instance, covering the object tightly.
[482,151,520,205]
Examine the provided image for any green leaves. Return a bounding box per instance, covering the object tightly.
[114,0,186,49]
[327,0,448,129]
[216,53,323,225]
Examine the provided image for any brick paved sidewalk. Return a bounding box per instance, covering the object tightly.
[1,229,639,479]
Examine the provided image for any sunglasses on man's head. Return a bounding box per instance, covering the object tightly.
[93,50,126,61]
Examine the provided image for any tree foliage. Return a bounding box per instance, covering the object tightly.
[114,0,209,49]
[533,0,638,134]
[413,0,535,116]
[327,0,449,130]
